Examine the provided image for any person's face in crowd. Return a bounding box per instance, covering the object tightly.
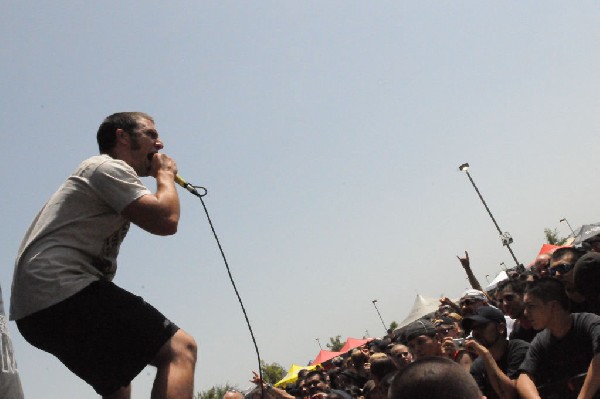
[436,323,460,339]
[407,335,441,360]
[498,286,525,319]
[519,272,538,283]
[533,254,551,277]
[305,374,329,396]
[360,346,370,358]
[298,379,308,397]
[471,322,503,348]
[523,293,554,331]
[437,305,452,317]
[368,345,381,356]
[549,252,576,290]
[459,298,485,316]
[390,344,413,369]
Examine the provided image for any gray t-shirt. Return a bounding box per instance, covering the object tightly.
[10,155,151,320]
[0,284,24,399]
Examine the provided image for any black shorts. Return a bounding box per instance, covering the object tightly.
[16,280,179,396]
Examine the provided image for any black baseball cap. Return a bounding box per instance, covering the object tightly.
[461,306,505,330]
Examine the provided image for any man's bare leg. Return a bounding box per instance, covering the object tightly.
[150,329,197,399]
[103,384,131,399]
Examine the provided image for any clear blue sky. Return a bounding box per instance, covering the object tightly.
[1,2,599,398]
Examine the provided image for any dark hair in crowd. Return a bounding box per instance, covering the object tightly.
[368,353,396,381]
[350,348,369,366]
[327,368,341,389]
[497,278,525,295]
[305,369,327,382]
[96,112,153,154]
[551,247,586,263]
[389,356,482,399]
[525,278,570,311]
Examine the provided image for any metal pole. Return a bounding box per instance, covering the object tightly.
[560,218,576,236]
[459,164,521,268]
[372,299,387,332]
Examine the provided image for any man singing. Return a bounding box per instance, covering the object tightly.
[10,112,197,399]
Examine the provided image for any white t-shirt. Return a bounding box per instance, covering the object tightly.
[10,155,151,320]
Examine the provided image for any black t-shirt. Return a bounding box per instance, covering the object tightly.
[518,313,600,397]
[470,339,529,399]
[570,298,594,314]
[509,320,539,343]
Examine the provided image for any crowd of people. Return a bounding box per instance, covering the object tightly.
[239,243,600,399]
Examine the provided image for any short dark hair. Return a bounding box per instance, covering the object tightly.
[368,353,396,381]
[551,247,586,263]
[96,112,153,153]
[574,252,600,301]
[496,278,525,295]
[305,369,327,382]
[389,356,482,399]
[525,278,570,311]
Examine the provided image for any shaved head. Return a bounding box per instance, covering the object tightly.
[389,357,482,399]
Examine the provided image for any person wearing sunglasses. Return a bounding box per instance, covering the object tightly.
[549,247,591,313]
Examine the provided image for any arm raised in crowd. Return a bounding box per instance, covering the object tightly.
[249,371,296,399]
[456,251,486,294]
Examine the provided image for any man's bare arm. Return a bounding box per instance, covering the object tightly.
[122,154,180,235]
[457,251,485,292]
[578,354,600,399]
[516,373,541,399]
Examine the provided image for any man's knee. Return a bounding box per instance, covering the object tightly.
[174,330,197,364]
[154,329,197,367]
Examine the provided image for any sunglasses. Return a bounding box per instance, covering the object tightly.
[549,263,575,276]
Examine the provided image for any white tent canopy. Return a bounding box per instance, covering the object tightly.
[398,294,441,328]
[485,270,509,291]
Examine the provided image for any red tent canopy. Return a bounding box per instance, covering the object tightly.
[529,244,571,267]
[339,337,372,354]
[537,244,562,256]
[310,349,342,366]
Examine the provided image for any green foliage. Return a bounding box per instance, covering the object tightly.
[260,360,286,384]
[194,384,238,399]
[326,335,344,352]
[544,228,568,246]
[389,321,398,331]
[193,361,285,399]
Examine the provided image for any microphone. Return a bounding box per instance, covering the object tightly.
[146,153,200,196]
[175,175,200,196]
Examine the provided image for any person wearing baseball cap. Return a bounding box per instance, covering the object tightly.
[463,307,529,399]
[402,319,443,360]
[459,289,489,316]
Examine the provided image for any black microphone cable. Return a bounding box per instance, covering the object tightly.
[178,178,267,396]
